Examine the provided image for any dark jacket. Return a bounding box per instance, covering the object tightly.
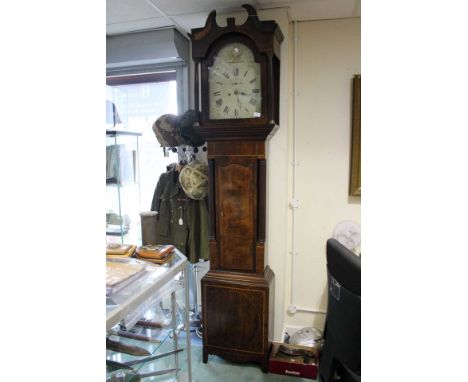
[151,169,209,263]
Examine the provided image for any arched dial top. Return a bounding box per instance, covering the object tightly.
[208,42,262,120]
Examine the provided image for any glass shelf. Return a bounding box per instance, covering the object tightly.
[106,250,192,382]
[106,130,142,246]
[106,325,174,381]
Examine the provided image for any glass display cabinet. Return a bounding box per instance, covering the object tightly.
[106,130,142,245]
[106,250,193,382]
[107,85,128,129]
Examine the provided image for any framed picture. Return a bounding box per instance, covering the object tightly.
[349,74,361,196]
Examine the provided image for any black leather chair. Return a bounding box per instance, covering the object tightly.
[319,239,361,382]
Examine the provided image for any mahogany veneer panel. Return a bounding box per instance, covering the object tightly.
[202,267,275,372]
[216,157,257,272]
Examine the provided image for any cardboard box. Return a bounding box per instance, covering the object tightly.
[269,342,319,379]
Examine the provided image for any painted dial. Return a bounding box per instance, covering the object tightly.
[208,42,261,120]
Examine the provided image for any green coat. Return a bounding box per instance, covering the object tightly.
[151,169,209,263]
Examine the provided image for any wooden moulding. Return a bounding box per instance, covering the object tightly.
[209,239,218,269]
[203,265,274,287]
[207,141,265,158]
[257,159,266,243]
[349,74,361,196]
[190,5,283,59]
[255,244,265,275]
[207,159,216,239]
[196,124,277,141]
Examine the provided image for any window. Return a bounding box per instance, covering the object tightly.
[107,72,180,211]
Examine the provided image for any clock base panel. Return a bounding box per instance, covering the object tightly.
[201,267,275,372]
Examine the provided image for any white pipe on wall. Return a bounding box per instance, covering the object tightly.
[288,20,326,317]
[289,19,298,306]
[296,307,326,314]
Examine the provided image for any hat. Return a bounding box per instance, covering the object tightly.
[152,114,184,147]
[179,160,209,200]
[178,110,205,147]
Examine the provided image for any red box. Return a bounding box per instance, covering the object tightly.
[269,342,319,379]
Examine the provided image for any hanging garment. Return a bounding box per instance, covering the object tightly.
[106,100,122,126]
[151,169,209,263]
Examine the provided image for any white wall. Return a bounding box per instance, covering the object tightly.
[279,18,361,335]
[258,8,290,343]
[241,11,361,341]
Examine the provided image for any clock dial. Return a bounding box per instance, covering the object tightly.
[208,43,262,120]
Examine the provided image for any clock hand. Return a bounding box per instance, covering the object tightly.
[236,94,242,107]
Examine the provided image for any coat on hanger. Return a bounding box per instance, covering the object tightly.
[150,168,209,263]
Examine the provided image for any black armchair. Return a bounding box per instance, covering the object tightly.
[319,239,361,382]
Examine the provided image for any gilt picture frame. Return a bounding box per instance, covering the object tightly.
[349,74,361,196]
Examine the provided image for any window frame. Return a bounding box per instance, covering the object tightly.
[107,67,188,116]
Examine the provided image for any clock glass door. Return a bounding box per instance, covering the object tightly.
[208,42,262,120]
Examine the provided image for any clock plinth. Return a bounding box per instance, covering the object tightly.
[201,267,274,372]
[190,5,282,371]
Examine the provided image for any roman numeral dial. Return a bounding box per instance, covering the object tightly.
[208,42,262,120]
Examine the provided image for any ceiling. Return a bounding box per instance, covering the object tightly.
[107,0,361,35]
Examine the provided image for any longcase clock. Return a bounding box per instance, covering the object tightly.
[189,4,283,372]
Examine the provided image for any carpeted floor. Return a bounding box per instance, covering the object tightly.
[188,332,314,382]
[106,328,313,381]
